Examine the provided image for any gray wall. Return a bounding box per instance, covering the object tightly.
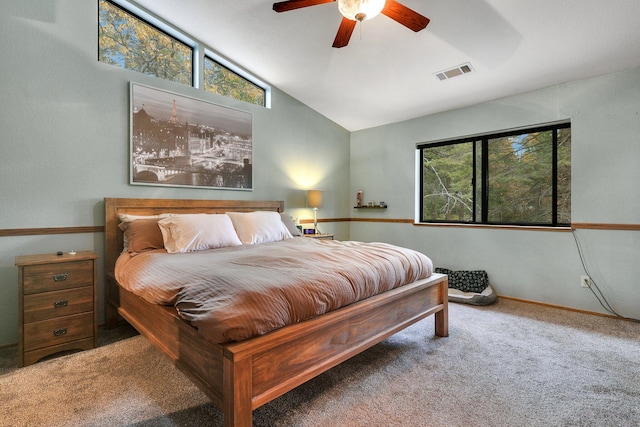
[1,0,638,348]
[350,67,640,319]
[0,0,350,346]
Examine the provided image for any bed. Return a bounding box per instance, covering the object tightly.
[104,197,448,427]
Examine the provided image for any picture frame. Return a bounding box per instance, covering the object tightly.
[129,82,253,190]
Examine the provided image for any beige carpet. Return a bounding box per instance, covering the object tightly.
[1,299,639,426]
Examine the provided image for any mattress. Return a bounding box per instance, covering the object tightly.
[115,237,433,344]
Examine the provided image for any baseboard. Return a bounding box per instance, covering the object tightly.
[497,295,629,321]
[0,342,17,351]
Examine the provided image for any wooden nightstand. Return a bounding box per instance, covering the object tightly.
[15,251,98,367]
[303,234,334,240]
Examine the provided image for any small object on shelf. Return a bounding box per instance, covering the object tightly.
[356,190,363,208]
[379,201,387,208]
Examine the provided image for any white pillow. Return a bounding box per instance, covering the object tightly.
[226,211,293,244]
[157,214,242,253]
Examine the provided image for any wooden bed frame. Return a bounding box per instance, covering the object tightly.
[104,197,448,426]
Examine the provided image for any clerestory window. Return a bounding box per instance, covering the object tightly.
[98,0,269,107]
[98,0,193,86]
[204,55,266,107]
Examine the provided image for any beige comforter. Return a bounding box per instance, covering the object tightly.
[115,237,433,344]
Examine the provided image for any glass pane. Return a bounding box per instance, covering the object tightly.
[98,0,193,86]
[422,142,474,222]
[487,131,553,224]
[557,127,571,224]
[204,57,265,106]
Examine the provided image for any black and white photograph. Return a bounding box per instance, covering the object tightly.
[130,83,252,190]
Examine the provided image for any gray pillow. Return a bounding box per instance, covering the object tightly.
[280,212,301,236]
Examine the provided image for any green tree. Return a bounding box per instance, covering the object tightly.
[488,132,554,223]
[98,0,192,85]
[204,58,265,106]
[557,128,572,224]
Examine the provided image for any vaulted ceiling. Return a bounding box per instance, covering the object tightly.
[134,0,640,131]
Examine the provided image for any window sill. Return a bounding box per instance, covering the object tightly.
[413,222,573,232]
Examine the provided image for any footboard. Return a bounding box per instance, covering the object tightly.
[221,273,448,426]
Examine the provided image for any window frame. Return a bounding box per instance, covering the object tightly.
[204,50,271,108]
[417,121,571,228]
[99,0,270,108]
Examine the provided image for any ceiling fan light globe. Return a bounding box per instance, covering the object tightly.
[338,0,385,22]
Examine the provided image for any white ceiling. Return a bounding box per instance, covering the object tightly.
[133,0,640,131]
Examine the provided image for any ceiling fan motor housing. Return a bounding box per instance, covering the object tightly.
[338,0,386,22]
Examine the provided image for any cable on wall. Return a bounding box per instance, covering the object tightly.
[571,229,639,323]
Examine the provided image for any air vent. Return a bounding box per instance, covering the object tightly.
[434,63,474,81]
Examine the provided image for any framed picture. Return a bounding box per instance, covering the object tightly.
[130,82,253,190]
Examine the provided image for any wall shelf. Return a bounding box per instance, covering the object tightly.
[354,206,387,209]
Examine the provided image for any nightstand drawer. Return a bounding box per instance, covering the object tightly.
[22,260,94,294]
[23,312,94,352]
[23,286,94,323]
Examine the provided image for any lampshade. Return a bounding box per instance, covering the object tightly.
[307,190,323,208]
[338,0,385,22]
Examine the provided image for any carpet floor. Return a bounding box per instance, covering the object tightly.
[1,299,639,426]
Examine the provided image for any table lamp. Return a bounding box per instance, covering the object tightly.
[306,190,323,234]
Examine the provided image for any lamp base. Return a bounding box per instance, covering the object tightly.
[313,207,320,234]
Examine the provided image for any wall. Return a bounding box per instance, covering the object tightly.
[0,1,350,347]
[2,1,638,349]
[350,67,640,320]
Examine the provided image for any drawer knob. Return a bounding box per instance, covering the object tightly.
[53,299,69,308]
[53,273,68,282]
[53,328,68,337]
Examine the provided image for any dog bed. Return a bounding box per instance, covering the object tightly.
[435,268,498,306]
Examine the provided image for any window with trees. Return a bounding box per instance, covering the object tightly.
[98,0,268,107]
[418,122,571,226]
[98,0,193,86]
[204,56,266,107]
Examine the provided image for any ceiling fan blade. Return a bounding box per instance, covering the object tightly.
[382,0,430,32]
[332,17,357,48]
[273,0,335,13]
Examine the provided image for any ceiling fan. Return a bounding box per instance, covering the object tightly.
[273,0,430,48]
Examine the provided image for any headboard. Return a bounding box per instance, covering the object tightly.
[104,198,285,275]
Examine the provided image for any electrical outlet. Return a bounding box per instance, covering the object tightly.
[581,276,591,288]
